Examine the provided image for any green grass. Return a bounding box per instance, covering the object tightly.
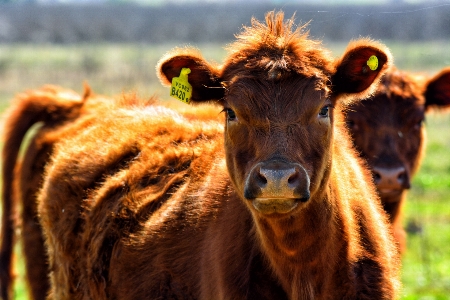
[401,113,450,299]
[1,41,449,299]
[0,43,227,105]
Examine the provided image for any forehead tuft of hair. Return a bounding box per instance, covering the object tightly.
[224,10,334,79]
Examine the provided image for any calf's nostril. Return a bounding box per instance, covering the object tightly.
[397,171,410,189]
[288,172,299,185]
[397,172,406,183]
[257,172,268,187]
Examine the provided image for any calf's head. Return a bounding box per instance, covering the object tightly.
[345,67,450,211]
[158,11,391,216]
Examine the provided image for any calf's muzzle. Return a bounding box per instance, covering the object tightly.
[372,166,410,198]
[244,160,310,214]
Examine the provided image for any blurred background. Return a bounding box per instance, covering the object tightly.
[0,0,449,299]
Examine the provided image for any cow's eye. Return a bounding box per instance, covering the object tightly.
[225,108,237,122]
[318,105,330,118]
[346,119,358,130]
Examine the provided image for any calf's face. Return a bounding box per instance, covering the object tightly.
[345,68,450,208]
[158,14,391,217]
[222,76,331,215]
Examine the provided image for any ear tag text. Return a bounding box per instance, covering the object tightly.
[366,55,378,71]
[170,68,192,104]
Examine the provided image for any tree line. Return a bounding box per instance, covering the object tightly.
[0,2,449,44]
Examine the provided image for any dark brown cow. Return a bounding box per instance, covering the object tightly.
[3,11,400,299]
[344,67,450,252]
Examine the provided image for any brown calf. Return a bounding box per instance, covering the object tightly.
[0,86,84,300]
[0,85,119,300]
[344,67,450,252]
[0,84,220,300]
[4,11,400,299]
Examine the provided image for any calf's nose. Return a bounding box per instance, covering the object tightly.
[244,160,310,203]
[372,166,410,192]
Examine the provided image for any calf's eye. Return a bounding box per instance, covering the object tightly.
[318,106,330,118]
[225,108,237,121]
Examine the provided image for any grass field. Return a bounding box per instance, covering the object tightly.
[1,40,449,299]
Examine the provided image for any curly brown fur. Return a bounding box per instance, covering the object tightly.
[0,85,118,300]
[0,85,89,300]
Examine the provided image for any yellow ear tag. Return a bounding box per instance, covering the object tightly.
[366,55,378,71]
[170,68,192,104]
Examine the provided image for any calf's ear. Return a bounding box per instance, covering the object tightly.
[157,48,225,103]
[425,67,450,110]
[331,39,392,102]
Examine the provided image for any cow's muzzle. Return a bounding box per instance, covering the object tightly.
[372,166,410,201]
[244,160,310,214]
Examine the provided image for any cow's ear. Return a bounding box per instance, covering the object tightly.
[157,48,225,103]
[331,39,391,102]
[425,67,450,110]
